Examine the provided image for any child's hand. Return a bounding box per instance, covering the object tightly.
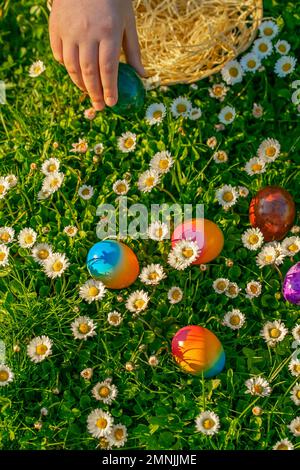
[49,0,146,110]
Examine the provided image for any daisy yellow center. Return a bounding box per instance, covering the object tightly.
[253,384,263,394]
[134,299,145,309]
[0,232,10,242]
[98,386,110,398]
[182,247,194,258]
[265,146,276,157]
[223,191,234,202]
[67,228,76,235]
[38,249,49,260]
[36,344,48,355]
[115,428,124,441]
[159,159,169,170]
[229,67,238,77]
[145,177,155,187]
[203,418,215,430]
[296,390,300,399]
[216,281,227,290]
[148,272,159,280]
[78,143,86,150]
[269,328,280,338]
[247,59,256,68]
[47,164,57,172]
[0,370,9,381]
[52,260,63,272]
[228,285,237,295]
[277,444,288,450]
[33,65,42,73]
[153,110,163,119]
[217,153,226,161]
[252,163,263,172]
[124,137,134,148]
[78,323,91,334]
[230,314,241,325]
[293,364,300,373]
[295,425,300,432]
[110,314,119,324]
[155,228,163,238]
[116,183,126,193]
[172,290,181,300]
[24,234,34,244]
[176,104,187,113]
[224,112,233,121]
[263,27,273,36]
[0,184,5,194]
[96,418,108,429]
[249,284,258,294]
[278,44,286,53]
[259,43,268,52]
[214,86,223,96]
[99,438,110,449]
[288,243,298,252]
[82,189,90,196]
[0,252,6,261]
[50,178,60,188]
[282,63,291,72]
[88,286,99,297]
[264,255,274,263]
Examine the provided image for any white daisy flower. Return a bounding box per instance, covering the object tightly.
[252,38,273,58]
[5,174,18,188]
[289,359,300,377]
[256,245,284,268]
[292,88,300,105]
[292,324,300,343]
[94,143,104,155]
[213,278,229,294]
[288,417,300,437]
[261,320,288,347]
[167,251,190,271]
[275,56,297,77]
[43,252,69,278]
[81,368,93,380]
[281,236,300,256]
[41,158,60,176]
[32,243,52,265]
[145,103,166,125]
[242,228,264,250]
[238,186,249,197]
[189,107,202,120]
[79,279,106,304]
[240,52,261,73]
[195,411,220,436]
[259,20,279,39]
[92,378,118,405]
[139,263,166,285]
[206,136,218,149]
[0,226,15,244]
[291,80,300,89]
[71,316,97,340]
[107,424,128,448]
[148,355,159,367]
[0,244,9,266]
[70,138,88,154]
[257,138,281,162]
[170,96,192,118]
[215,184,238,209]
[245,376,272,396]
[117,132,137,153]
[0,364,14,387]
[246,280,262,298]
[18,228,37,249]
[37,189,51,200]
[27,336,53,363]
[0,177,10,199]
[245,157,266,176]
[42,172,64,194]
[137,169,160,193]
[273,439,294,450]
[213,150,228,164]
[223,309,246,330]
[218,106,236,125]
[291,225,300,234]
[148,221,169,240]
[225,282,241,298]
[172,239,200,265]
[149,151,174,174]
[126,290,150,315]
[107,311,123,326]
[168,286,183,304]
[113,179,130,195]
[63,225,78,237]
[221,60,244,85]
[78,185,94,200]
[87,409,113,438]
[29,60,46,77]
[208,83,229,100]
[290,383,300,406]
[252,103,264,118]
[275,40,291,55]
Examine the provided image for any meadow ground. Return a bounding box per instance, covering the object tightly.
[0,0,300,451]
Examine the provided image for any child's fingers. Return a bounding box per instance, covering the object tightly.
[49,33,64,64]
[99,39,121,107]
[79,43,105,111]
[123,20,147,78]
[63,45,86,92]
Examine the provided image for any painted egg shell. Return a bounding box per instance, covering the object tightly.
[112,63,145,114]
[172,325,225,377]
[283,262,300,305]
[249,186,295,242]
[87,240,139,289]
[171,218,224,264]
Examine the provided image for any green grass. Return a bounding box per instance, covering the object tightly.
[0,0,300,450]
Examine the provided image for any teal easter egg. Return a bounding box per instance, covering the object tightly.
[112,63,145,114]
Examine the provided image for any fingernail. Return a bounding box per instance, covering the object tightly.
[105,96,117,107]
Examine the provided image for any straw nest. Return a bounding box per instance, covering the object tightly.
[48,0,263,85]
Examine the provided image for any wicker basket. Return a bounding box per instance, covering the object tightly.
[48,0,263,85]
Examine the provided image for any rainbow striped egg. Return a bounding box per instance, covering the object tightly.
[87,240,139,289]
[172,325,225,377]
